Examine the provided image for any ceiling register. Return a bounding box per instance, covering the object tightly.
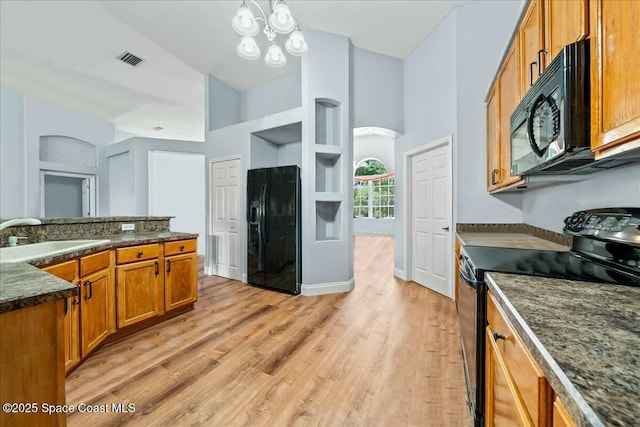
[232,0,308,67]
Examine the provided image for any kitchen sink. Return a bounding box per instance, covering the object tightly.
[0,239,111,263]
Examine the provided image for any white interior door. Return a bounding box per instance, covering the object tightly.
[211,158,241,280]
[410,143,451,296]
[148,151,206,254]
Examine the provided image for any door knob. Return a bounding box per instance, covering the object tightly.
[442,227,450,231]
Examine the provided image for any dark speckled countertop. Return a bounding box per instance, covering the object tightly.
[0,263,77,313]
[486,272,640,427]
[0,232,198,314]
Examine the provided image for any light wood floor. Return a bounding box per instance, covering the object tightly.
[66,236,468,426]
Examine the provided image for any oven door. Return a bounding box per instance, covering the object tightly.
[458,251,486,426]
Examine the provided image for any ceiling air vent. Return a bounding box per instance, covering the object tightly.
[117,52,144,67]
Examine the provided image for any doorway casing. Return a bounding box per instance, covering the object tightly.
[399,135,454,299]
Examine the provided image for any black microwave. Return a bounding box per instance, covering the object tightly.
[510,39,591,175]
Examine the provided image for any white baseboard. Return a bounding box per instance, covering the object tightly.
[301,277,355,296]
[204,266,213,276]
[394,268,407,281]
[241,273,248,283]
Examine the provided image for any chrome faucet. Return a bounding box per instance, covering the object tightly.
[0,218,42,231]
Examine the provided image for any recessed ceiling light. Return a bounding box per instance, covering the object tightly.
[151,126,164,131]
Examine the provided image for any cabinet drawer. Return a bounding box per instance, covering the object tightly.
[116,244,160,264]
[164,239,197,256]
[43,259,78,282]
[80,250,111,277]
[488,292,551,426]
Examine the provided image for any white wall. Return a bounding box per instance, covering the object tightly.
[455,0,525,224]
[0,85,25,218]
[104,137,204,217]
[394,11,458,274]
[277,141,302,167]
[0,85,115,218]
[352,48,403,133]
[108,151,131,216]
[149,151,206,254]
[206,75,240,131]
[523,164,640,232]
[241,72,301,123]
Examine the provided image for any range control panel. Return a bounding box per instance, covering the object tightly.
[564,208,640,244]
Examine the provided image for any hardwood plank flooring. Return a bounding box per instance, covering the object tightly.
[66,236,468,426]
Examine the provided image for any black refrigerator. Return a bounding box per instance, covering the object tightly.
[247,165,301,294]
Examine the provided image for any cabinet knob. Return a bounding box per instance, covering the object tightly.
[137,251,143,257]
[180,245,185,251]
[493,331,506,342]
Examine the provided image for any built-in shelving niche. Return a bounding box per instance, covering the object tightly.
[316,99,341,146]
[315,152,341,193]
[316,201,341,241]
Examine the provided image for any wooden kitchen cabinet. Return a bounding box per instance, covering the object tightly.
[519,0,545,91]
[79,250,115,356]
[485,327,533,427]
[486,291,552,427]
[553,396,577,427]
[0,301,66,427]
[116,243,164,328]
[164,239,198,311]
[544,0,588,62]
[43,259,80,372]
[590,0,640,158]
[497,40,523,189]
[487,84,502,191]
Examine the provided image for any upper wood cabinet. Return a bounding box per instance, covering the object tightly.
[544,0,588,62]
[590,0,640,158]
[498,41,523,188]
[519,0,545,92]
[487,84,502,191]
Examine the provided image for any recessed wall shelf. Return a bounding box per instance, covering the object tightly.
[315,99,341,146]
[315,152,341,193]
[316,201,342,241]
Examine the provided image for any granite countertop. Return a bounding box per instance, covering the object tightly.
[486,272,640,427]
[457,232,570,251]
[0,263,77,314]
[0,232,198,313]
[26,231,198,267]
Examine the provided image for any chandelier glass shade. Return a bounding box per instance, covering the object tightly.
[232,0,307,67]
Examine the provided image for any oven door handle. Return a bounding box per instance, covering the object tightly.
[458,255,479,285]
[527,93,548,158]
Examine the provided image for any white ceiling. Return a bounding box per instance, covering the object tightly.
[0,0,466,142]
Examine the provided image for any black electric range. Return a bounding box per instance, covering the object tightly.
[458,208,640,427]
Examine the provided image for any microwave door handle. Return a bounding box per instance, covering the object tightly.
[527,93,547,158]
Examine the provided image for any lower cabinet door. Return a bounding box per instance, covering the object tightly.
[485,328,534,427]
[65,290,81,372]
[80,268,113,356]
[116,259,163,328]
[165,253,197,311]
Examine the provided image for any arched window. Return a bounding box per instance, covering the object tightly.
[353,158,395,219]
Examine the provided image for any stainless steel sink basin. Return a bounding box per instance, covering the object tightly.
[0,239,110,263]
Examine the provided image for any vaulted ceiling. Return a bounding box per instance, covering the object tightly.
[0,1,466,142]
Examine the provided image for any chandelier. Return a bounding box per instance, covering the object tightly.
[232,0,308,67]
